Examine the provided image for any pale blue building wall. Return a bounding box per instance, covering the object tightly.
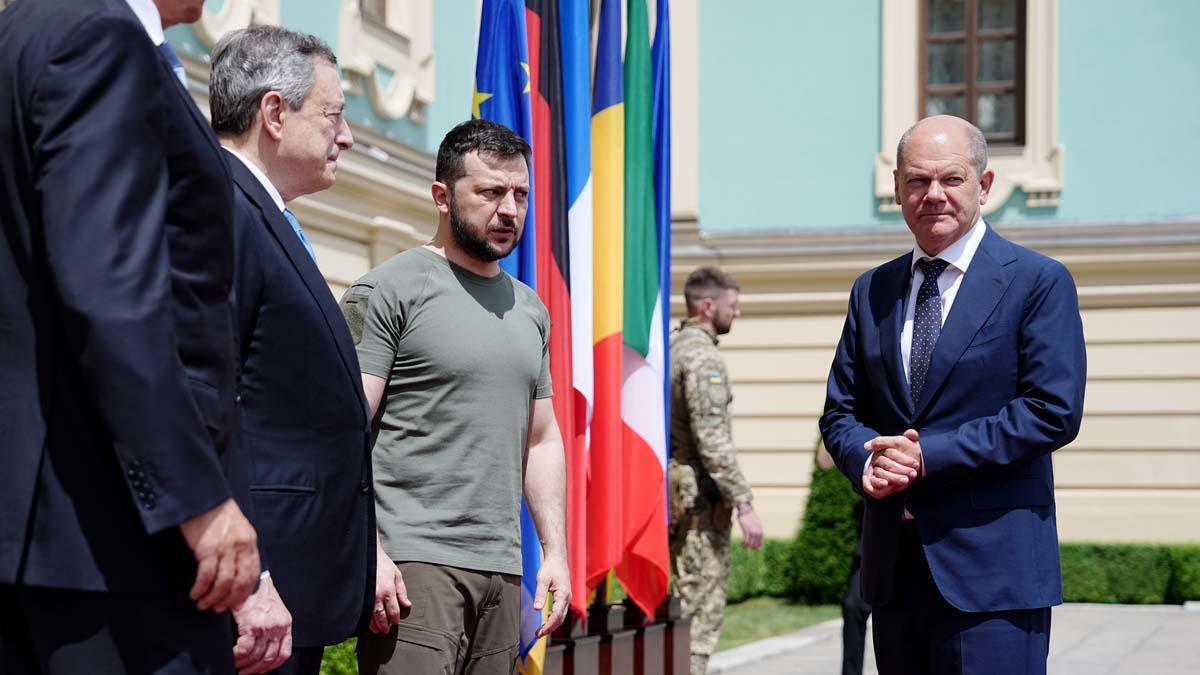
[169,0,478,155]
[698,0,884,232]
[697,0,1200,233]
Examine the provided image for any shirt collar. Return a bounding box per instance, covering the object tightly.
[222,147,287,212]
[910,216,986,275]
[124,0,165,46]
[680,317,719,345]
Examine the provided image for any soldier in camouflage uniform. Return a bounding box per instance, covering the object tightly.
[669,267,764,675]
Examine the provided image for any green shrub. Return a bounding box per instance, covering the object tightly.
[790,447,860,604]
[1059,544,1171,604]
[761,539,797,597]
[1167,545,1200,603]
[727,543,765,603]
[320,638,357,675]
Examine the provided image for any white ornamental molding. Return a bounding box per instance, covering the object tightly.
[874,0,1064,213]
[338,0,435,122]
[192,0,280,47]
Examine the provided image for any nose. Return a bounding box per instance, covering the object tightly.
[497,190,519,218]
[925,180,946,203]
[336,117,353,150]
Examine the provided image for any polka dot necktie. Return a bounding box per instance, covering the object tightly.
[909,258,951,402]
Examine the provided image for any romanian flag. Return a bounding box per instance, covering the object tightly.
[471,0,543,660]
[586,0,626,593]
[614,0,669,618]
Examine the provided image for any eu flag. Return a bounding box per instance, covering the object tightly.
[474,0,537,286]
[473,0,540,657]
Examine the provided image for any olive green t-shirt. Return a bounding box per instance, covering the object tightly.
[340,247,551,575]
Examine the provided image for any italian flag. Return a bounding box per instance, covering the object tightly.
[614,0,669,617]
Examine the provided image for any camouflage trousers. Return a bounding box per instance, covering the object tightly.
[669,517,732,674]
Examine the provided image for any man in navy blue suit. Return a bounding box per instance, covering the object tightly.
[209,25,373,675]
[820,115,1086,674]
[0,0,261,673]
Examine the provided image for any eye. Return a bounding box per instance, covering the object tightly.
[944,176,964,186]
[908,178,928,187]
[514,189,529,200]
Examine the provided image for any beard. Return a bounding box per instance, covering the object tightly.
[449,195,522,264]
[713,316,733,336]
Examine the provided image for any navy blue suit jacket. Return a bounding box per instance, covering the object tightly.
[820,225,1086,612]
[227,157,374,646]
[0,0,240,592]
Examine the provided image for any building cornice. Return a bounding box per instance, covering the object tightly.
[672,218,1200,315]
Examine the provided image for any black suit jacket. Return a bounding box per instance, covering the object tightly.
[0,0,240,592]
[227,156,374,646]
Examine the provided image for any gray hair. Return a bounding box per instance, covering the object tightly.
[896,117,989,177]
[209,26,337,137]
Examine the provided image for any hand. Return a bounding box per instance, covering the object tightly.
[862,429,923,499]
[370,540,409,634]
[232,576,293,674]
[736,504,764,550]
[533,554,570,638]
[180,498,260,612]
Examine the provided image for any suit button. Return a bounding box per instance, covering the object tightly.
[360,480,370,494]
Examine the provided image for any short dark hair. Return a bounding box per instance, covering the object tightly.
[435,119,531,187]
[684,267,740,312]
[210,26,337,137]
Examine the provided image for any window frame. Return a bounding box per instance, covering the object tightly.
[918,0,1027,146]
[875,0,1063,213]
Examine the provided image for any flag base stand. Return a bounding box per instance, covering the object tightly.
[657,596,691,675]
[588,601,636,675]
[548,613,600,675]
[621,599,665,675]
[545,590,687,675]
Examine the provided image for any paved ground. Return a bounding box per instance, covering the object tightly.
[711,603,1200,674]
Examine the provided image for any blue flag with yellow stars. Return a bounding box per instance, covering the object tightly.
[473,0,537,285]
[473,0,541,659]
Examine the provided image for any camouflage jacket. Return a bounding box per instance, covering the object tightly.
[669,319,754,516]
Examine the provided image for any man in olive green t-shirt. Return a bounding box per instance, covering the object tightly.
[340,120,569,675]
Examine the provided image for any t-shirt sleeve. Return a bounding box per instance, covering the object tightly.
[534,308,553,400]
[340,280,403,380]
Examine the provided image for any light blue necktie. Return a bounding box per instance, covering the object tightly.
[283,208,318,263]
[158,42,188,89]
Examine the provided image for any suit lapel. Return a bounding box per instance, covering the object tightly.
[156,51,226,160]
[227,159,368,421]
[913,226,1016,418]
[878,259,915,417]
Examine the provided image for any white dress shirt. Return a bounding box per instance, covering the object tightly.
[900,217,986,381]
[222,147,287,213]
[124,0,165,45]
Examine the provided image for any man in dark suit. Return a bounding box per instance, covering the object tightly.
[820,115,1086,674]
[209,26,373,675]
[0,0,260,673]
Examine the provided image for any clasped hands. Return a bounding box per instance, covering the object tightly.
[862,429,923,499]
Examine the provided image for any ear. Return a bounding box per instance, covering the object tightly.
[893,168,901,205]
[260,91,286,142]
[431,181,451,215]
[978,168,995,205]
